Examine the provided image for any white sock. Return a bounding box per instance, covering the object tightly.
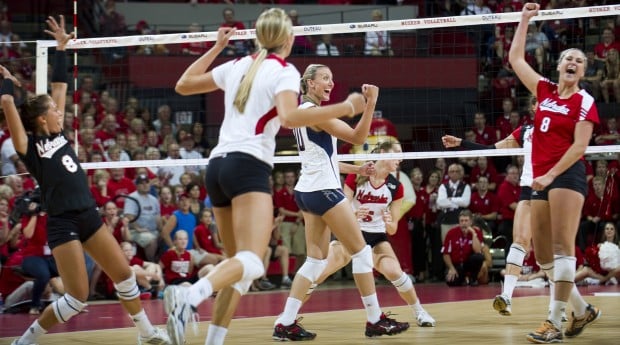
[17,320,47,345]
[548,280,555,311]
[205,324,228,345]
[548,300,567,329]
[188,277,213,308]
[411,301,424,315]
[131,309,155,337]
[361,293,382,324]
[569,284,588,317]
[540,262,554,311]
[276,297,302,326]
[503,275,518,299]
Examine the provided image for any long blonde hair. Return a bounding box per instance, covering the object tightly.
[233,8,293,113]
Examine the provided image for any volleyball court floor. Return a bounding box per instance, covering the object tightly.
[1,281,618,344]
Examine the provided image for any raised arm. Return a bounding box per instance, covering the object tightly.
[45,15,74,113]
[275,90,366,129]
[317,84,379,145]
[0,65,26,154]
[509,3,543,95]
[175,27,236,95]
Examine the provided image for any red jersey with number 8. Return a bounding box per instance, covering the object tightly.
[532,79,599,178]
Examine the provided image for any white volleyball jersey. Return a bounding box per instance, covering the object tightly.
[293,102,341,192]
[512,125,534,187]
[345,174,404,233]
[210,54,300,167]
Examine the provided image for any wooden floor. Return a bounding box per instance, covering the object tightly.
[1,284,619,344]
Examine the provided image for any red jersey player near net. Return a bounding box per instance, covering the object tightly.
[509,3,601,344]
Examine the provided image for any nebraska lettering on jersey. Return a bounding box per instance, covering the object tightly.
[357,190,389,204]
[20,132,96,216]
[538,98,570,115]
[532,79,599,178]
[35,135,69,158]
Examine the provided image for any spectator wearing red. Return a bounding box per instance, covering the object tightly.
[473,112,496,146]
[273,169,305,271]
[497,165,520,249]
[442,210,485,286]
[181,23,210,55]
[107,168,137,209]
[219,8,249,57]
[289,9,314,55]
[594,27,620,62]
[90,169,113,207]
[578,176,619,251]
[408,168,428,282]
[497,110,521,143]
[159,186,177,223]
[424,169,443,280]
[520,95,536,126]
[495,98,515,140]
[193,209,223,256]
[159,230,197,285]
[588,160,619,201]
[496,0,523,13]
[102,200,129,244]
[594,117,620,146]
[95,114,118,150]
[74,75,100,112]
[18,210,56,315]
[469,176,499,234]
[469,156,500,191]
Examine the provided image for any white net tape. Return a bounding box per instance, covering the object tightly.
[35,5,620,49]
[28,4,620,173]
[79,145,620,171]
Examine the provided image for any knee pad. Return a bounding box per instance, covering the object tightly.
[554,255,576,284]
[52,293,87,323]
[538,262,554,281]
[114,271,140,300]
[235,251,264,282]
[506,243,526,267]
[232,279,253,295]
[306,283,318,296]
[297,257,327,283]
[351,245,373,274]
[390,272,413,293]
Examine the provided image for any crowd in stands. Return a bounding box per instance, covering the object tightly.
[1,0,620,314]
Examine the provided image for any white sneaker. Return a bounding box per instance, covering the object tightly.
[138,328,171,345]
[164,286,197,345]
[493,294,512,316]
[416,309,436,327]
[606,277,618,286]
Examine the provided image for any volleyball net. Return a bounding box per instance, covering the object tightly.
[20,3,620,176]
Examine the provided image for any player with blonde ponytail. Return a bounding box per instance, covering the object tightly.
[167,8,368,345]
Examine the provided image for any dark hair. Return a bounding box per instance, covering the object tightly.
[185,182,198,195]
[21,94,52,132]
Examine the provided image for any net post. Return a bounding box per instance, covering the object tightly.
[35,41,49,95]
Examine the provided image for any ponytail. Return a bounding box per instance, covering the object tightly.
[233,49,268,114]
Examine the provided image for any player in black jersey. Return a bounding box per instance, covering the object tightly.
[1,16,170,345]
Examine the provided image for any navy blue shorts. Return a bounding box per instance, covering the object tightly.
[47,207,104,250]
[294,189,346,216]
[362,231,388,248]
[519,186,532,201]
[531,161,587,201]
[206,152,272,207]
